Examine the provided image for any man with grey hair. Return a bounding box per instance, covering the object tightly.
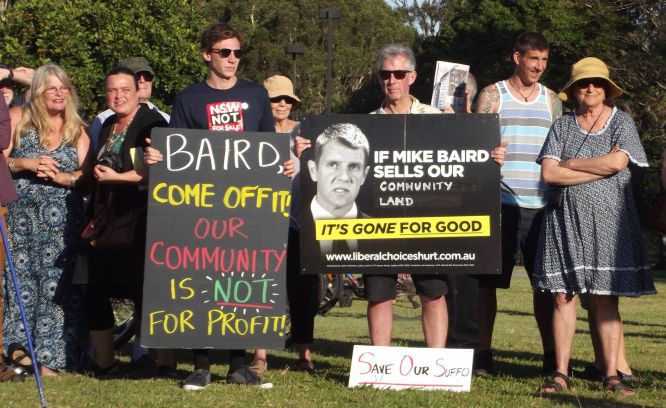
[367,44,506,350]
[371,44,441,115]
[366,44,448,349]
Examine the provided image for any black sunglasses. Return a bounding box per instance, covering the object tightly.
[575,78,607,89]
[270,96,297,104]
[210,48,244,59]
[137,71,154,82]
[378,69,411,80]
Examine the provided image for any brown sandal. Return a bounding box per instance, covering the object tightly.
[604,375,635,396]
[540,371,571,394]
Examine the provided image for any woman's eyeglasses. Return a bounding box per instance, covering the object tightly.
[378,70,411,80]
[210,48,244,59]
[44,86,71,95]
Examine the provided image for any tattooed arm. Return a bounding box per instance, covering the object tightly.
[548,88,563,121]
[476,84,500,113]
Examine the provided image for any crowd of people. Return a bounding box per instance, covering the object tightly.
[0,22,656,398]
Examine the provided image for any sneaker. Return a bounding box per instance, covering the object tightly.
[227,367,273,388]
[473,350,494,376]
[182,369,211,391]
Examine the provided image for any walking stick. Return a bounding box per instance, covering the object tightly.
[0,217,47,407]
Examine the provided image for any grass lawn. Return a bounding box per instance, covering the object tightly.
[1,270,664,407]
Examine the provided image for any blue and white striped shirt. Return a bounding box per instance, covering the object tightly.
[497,81,554,208]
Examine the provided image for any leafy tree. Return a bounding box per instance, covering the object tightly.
[393,0,664,166]
[197,0,415,113]
[0,0,413,119]
[0,0,207,121]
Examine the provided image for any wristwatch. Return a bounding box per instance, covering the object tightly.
[0,64,13,82]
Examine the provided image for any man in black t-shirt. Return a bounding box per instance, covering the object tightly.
[146,22,274,391]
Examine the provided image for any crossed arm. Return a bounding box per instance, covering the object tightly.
[541,146,629,187]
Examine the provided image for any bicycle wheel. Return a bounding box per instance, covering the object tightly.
[393,276,421,321]
[317,273,343,315]
[346,274,365,299]
[111,298,136,350]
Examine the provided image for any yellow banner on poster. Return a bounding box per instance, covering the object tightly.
[314,216,490,240]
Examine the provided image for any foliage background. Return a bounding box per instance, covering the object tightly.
[0,0,663,166]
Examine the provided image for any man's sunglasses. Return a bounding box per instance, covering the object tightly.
[137,71,154,82]
[575,78,607,89]
[210,48,244,59]
[378,70,412,80]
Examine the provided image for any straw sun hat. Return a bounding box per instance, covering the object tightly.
[263,75,301,109]
[559,57,624,102]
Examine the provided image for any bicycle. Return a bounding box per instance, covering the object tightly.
[317,273,420,320]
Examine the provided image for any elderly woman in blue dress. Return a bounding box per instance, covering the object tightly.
[534,57,655,396]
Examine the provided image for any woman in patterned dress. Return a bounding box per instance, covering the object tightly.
[3,64,90,375]
[250,75,317,375]
[534,58,655,395]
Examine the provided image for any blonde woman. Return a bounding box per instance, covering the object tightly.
[3,64,90,375]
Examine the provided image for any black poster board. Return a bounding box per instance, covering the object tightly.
[141,128,291,349]
[299,114,501,275]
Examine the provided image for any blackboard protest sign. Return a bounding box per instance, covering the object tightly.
[299,114,501,275]
[141,128,291,349]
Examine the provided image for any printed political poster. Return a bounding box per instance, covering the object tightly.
[299,114,501,275]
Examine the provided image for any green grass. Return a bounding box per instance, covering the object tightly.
[2,271,665,407]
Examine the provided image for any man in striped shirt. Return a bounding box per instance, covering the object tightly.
[474,32,562,375]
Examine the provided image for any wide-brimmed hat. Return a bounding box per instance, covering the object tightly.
[559,57,623,102]
[263,75,301,109]
[119,57,155,76]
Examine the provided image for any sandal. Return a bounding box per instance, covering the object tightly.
[84,360,120,378]
[540,371,571,394]
[8,343,33,371]
[604,375,635,396]
[296,359,315,374]
[0,364,26,382]
[248,358,267,376]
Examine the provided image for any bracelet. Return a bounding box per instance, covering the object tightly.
[69,172,78,188]
[0,64,12,82]
[7,158,15,173]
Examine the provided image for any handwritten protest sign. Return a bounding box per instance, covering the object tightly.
[300,114,501,275]
[349,345,474,391]
[141,128,291,349]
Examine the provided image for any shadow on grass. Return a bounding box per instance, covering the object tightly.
[499,308,666,330]
[534,392,647,407]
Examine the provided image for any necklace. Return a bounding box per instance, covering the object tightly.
[508,79,536,102]
[577,105,605,133]
[114,108,138,132]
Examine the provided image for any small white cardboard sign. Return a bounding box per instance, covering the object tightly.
[348,345,473,392]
